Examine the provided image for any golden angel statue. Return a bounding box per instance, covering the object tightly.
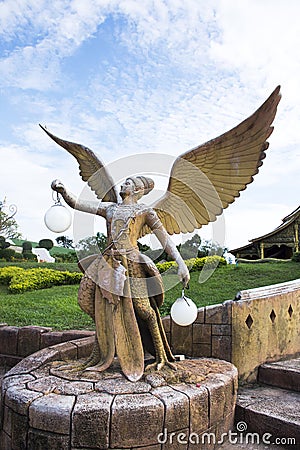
[41,86,281,381]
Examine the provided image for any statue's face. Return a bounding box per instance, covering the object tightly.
[120,179,135,197]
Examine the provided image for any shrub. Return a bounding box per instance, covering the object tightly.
[23,252,38,261]
[0,266,24,285]
[156,256,226,274]
[38,239,54,250]
[0,248,17,261]
[51,251,78,263]
[22,241,32,252]
[156,260,177,273]
[11,252,24,260]
[0,266,82,294]
[0,236,10,250]
[292,252,300,262]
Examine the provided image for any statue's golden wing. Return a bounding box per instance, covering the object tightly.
[39,125,118,203]
[149,86,281,235]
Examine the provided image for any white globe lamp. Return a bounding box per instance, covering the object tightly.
[44,201,72,233]
[170,290,198,326]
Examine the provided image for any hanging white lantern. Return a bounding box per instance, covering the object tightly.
[170,290,198,326]
[44,194,72,233]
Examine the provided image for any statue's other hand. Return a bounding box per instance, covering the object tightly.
[51,179,65,194]
[178,263,190,288]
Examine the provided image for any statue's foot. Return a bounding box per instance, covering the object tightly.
[57,350,101,373]
[145,359,177,372]
[84,361,109,372]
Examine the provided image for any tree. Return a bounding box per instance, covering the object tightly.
[56,236,74,248]
[0,236,10,250]
[76,232,108,258]
[0,199,21,239]
[198,239,225,257]
[177,233,202,260]
[0,235,16,260]
[38,239,54,250]
[22,241,37,261]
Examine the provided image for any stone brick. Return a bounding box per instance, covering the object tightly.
[29,393,75,434]
[205,376,226,425]
[95,378,150,395]
[170,323,193,356]
[61,330,95,343]
[2,374,35,394]
[172,383,209,434]
[28,375,94,396]
[211,324,231,335]
[152,386,189,431]
[6,347,59,376]
[192,343,211,358]
[72,335,95,359]
[10,410,28,450]
[28,428,70,450]
[5,386,43,415]
[0,430,12,450]
[0,326,19,355]
[0,355,22,369]
[211,335,231,361]
[195,308,205,323]
[193,324,211,344]
[72,392,113,448]
[17,326,44,357]
[3,406,12,435]
[111,393,164,448]
[40,331,63,349]
[211,373,237,418]
[205,303,231,325]
[53,341,78,360]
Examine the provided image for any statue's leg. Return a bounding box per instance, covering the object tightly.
[57,336,102,372]
[133,297,176,372]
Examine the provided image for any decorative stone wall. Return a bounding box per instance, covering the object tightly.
[0,325,94,370]
[231,279,300,381]
[0,339,238,450]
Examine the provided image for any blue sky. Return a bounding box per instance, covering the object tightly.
[1,0,300,250]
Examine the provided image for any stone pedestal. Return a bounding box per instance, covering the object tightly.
[0,338,238,449]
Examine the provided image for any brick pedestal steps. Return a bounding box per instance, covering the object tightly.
[0,338,238,450]
[235,358,300,448]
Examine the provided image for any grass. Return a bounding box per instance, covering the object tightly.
[0,261,80,272]
[0,284,93,330]
[0,261,299,330]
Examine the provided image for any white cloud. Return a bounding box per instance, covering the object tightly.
[0,0,299,248]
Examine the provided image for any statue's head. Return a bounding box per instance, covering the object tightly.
[120,176,154,200]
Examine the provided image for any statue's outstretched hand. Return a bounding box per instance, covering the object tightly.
[51,179,65,194]
[177,262,190,288]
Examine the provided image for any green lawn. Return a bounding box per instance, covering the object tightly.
[0,261,299,330]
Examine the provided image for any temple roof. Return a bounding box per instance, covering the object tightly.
[251,205,300,243]
[230,205,300,253]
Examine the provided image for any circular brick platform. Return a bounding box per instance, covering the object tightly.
[0,337,237,449]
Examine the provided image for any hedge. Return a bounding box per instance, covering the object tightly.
[156,255,226,273]
[0,266,82,294]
